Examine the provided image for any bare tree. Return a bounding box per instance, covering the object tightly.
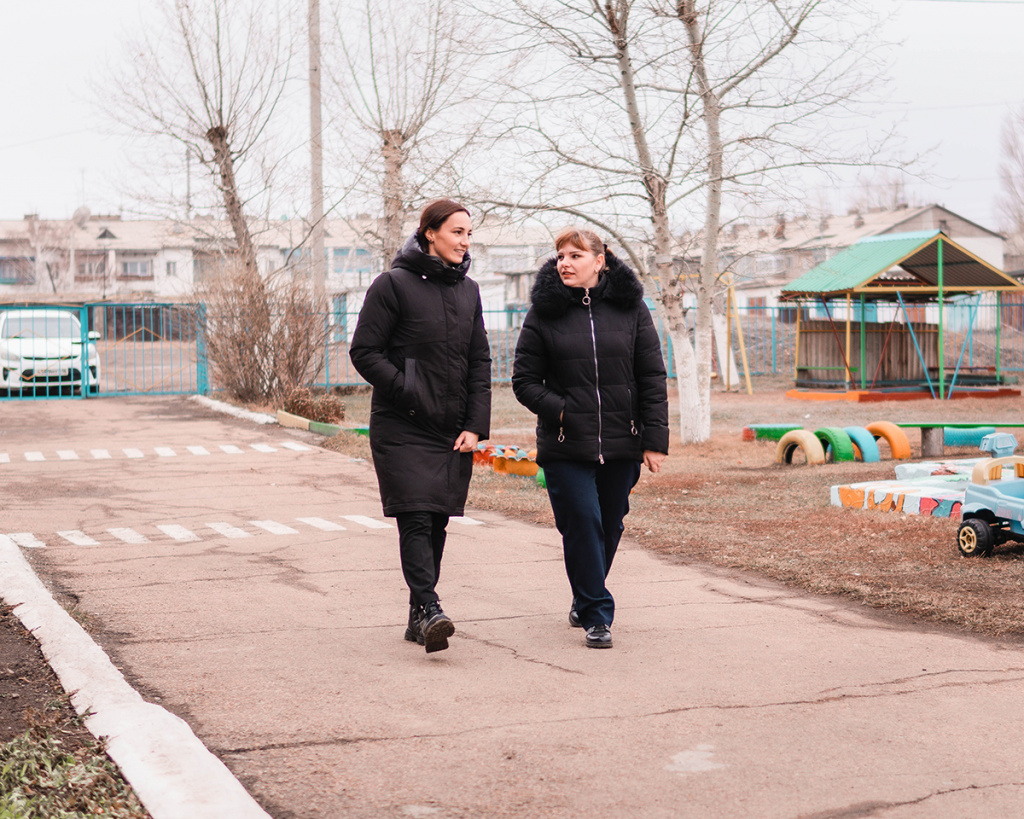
[482,0,894,442]
[325,0,495,263]
[104,0,296,274]
[10,218,75,295]
[998,104,1024,236]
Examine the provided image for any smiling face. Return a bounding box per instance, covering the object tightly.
[425,211,472,265]
[556,241,604,290]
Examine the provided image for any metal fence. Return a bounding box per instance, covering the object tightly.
[4,299,1022,400]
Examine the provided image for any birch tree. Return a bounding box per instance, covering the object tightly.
[487,0,892,442]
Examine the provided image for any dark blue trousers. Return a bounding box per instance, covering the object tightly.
[543,459,642,629]
[396,511,449,607]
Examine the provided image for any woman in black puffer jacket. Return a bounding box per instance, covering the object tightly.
[512,227,668,649]
[350,199,491,654]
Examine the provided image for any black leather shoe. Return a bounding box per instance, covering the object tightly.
[420,601,455,653]
[404,604,424,645]
[569,599,582,628]
[585,624,613,648]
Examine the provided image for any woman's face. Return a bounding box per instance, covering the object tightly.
[556,242,603,290]
[425,211,472,265]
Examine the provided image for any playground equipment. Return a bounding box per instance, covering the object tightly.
[957,456,1024,557]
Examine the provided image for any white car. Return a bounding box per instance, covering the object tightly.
[0,309,101,396]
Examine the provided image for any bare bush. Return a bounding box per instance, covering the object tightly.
[284,386,345,422]
[198,260,329,403]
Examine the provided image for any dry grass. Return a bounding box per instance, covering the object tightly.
[325,379,1024,638]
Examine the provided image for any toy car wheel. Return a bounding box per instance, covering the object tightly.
[957,518,994,557]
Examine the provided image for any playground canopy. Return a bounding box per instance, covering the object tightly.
[777,230,1024,397]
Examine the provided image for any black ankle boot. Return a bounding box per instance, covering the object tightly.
[404,604,424,645]
[419,600,455,653]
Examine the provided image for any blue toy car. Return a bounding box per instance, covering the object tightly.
[958,456,1024,557]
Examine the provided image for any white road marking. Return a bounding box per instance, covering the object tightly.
[123,448,144,459]
[206,522,251,539]
[157,524,201,542]
[250,520,298,535]
[665,745,726,775]
[342,515,393,530]
[451,516,485,526]
[7,532,45,549]
[219,445,244,454]
[281,441,312,451]
[57,530,100,546]
[25,451,45,461]
[91,449,112,459]
[155,447,177,457]
[297,517,347,531]
[0,453,9,464]
[251,444,277,453]
[57,450,79,460]
[108,527,149,544]
[187,446,210,456]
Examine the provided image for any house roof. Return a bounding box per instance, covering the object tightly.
[780,230,1024,301]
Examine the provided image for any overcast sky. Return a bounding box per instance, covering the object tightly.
[2,0,1024,230]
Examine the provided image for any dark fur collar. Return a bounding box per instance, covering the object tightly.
[529,250,644,318]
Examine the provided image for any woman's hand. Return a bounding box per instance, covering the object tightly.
[643,450,666,473]
[454,431,480,453]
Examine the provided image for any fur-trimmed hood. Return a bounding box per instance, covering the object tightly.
[529,250,644,319]
[391,233,471,285]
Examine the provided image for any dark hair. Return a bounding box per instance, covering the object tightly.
[416,199,471,250]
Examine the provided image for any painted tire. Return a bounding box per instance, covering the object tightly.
[865,421,912,460]
[944,426,996,448]
[843,426,881,463]
[813,427,856,463]
[775,429,826,465]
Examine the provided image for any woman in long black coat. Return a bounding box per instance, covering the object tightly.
[512,227,668,649]
[350,200,491,654]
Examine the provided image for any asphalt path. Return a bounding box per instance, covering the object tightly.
[3,396,1024,818]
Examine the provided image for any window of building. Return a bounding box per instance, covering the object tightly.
[0,257,34,285]
[121,259,153,278]
[333,247,372,275]
[166,261,177,277]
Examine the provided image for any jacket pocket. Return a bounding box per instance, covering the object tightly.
[400,359,418,414]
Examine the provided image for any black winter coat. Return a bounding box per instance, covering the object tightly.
[350,234,491,516]
[512,251,669,466]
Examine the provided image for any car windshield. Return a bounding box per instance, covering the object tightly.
[1,314,80,340]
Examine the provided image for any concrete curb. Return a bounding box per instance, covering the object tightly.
[0,539,270,819]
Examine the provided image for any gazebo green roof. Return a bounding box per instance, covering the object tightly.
[779,230,1023,301]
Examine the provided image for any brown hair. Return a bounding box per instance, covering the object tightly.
[417,199,471,250]
[554,226,606,271]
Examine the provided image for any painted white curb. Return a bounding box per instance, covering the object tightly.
[0,540,270,819]
[189,395,276,425]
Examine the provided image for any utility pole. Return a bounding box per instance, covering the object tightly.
[309,0,326,300]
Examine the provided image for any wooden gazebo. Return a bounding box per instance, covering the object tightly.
[779,230,1024,399]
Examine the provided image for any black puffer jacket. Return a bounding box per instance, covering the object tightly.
[350,234,491,516]
[512,251,669,466]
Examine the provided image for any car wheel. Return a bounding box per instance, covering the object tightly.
[957,518,994,557]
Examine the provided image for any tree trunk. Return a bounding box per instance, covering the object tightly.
[206,125,259,275]
[381,128,407,266]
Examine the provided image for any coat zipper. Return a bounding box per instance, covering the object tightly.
[584,288,604,464]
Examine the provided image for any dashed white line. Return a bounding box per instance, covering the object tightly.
[342,515,393,530]
[7,532,45,549]
[187,446,210,456]
[297,517,347,531]
[108,527,149,544]
[157,524,201,542]
[25,451,45,462]
[124,448,144,459]
[0,453,9,464]
[57,450,79,460]
[250,520,298,535]
[155,447,177,457]
[281,442,312,451]
[220,445,244,454]
[451,516,485,526]
[251,444,277,453]
[206,522,251,539]
[91,449,112,459]
[57,530,100,546]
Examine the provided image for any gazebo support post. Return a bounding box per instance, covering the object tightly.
[845,293,853,390]
[859,294,867,389]
[938,237,945,399]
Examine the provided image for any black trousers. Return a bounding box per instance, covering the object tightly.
[543,459,642,629]
[396,511,450,607]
